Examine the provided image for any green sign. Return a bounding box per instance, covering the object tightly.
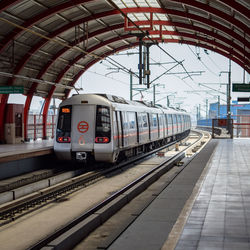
[232,84,250,92]
[0,86,24,94]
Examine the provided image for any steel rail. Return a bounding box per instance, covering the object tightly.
[0,131,203,224]
[29,131,204,250]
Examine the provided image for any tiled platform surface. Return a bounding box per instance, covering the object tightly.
[107,139,250,250]
[0,139,53,164]
[0,139,53,155]
[175,139,250,250]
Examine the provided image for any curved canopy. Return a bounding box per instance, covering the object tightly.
[0,0,249,100]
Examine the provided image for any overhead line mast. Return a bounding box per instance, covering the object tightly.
[105,0,194,87]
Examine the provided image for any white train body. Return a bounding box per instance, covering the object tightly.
[54,94,191,163]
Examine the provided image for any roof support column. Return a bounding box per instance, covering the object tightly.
[24,86,37,141]
[0,94,9,143]
[42,86,55,139]
[139,36,143,85]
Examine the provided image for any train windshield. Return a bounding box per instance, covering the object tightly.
[56,105,72,142]
[95,105,111,143]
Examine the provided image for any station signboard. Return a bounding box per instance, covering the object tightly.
[0,86,24,94]
[232,84,250,92]
[237,97,250,102]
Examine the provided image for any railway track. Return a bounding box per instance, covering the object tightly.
[0,130,209,249]
[24,130,208,250]
[0,131,205,223]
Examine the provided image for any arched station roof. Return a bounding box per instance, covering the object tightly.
[0,0,249,141]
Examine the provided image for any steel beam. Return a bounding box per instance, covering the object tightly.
[168,0,249,34]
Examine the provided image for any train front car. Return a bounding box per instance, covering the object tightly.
[54,94,114,163]
[54,93,192,164]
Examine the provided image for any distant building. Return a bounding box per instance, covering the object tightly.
[197,101,250,137]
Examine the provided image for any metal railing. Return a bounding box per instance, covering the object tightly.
[27,114,56,140]
[231,115,250,138]
[211,116,250,138]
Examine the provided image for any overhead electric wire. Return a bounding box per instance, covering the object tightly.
[105,0,194,81]
[147,51,199,91]
[105,56,139,78]
[86,70,130,86]
[206,52,223,72]
[187,45,219,77]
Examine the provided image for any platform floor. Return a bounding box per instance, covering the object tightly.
[0,139,53,163]
[0,139,53,155]
[173,138,250,250]
[107,139,250,250]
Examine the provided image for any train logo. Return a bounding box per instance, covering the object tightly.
[78,135,85,145]
[77,121,89,133]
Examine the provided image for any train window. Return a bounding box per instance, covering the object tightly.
[95,105,111,143]
[172,115,177,130]
[127,112,136,129]
[56,105,72,143]
[142,113,148,128]
[152,114,158,127]
[167,114,172,126]
[177,115,181,129]
[137,113,142,128]
[122,112,128,130]
[172,115,175,125]
[159,114,163,126]
[177,115,181,124]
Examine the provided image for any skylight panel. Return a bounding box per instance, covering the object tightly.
[134,13,148,20]
[136,0,148,7]
[162,35,173,39]
[111,0,176,41]
[111,0,126,8]
[162,34,180,40]
[146,0,161,7]
[127,13,138,21]
[163,26,175,31]
[156,14,168,21]
[112,0,161,8]
[126,1,137,7]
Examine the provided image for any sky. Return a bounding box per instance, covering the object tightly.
[9,43,249,121]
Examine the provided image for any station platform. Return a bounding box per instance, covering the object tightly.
[0,139,53,164]
[104,138,250,250]
[0,139,54,180]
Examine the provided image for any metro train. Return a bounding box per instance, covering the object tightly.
[54,94,191,163]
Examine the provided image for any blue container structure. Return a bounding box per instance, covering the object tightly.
[197,101,250,126]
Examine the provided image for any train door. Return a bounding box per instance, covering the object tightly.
[165,114,168,137]
[168,114,173,136]
[121,111,129,147]
[183,115,186,131]
[71,105,95,152]
[158,114,164,138]
[117,111,123,147]
[127,111,137,146]
[151,113,158,140]
[113,111,119,149]
[172,114,177,134]
[177,115,181,133]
